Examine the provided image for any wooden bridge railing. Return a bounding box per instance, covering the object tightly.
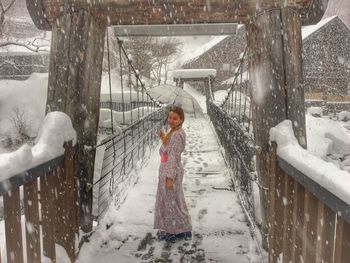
[0,141,78,263]
[269,142,350,263]
[95,106,169,220]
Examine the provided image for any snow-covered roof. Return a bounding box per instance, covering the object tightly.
[221,71,248,85]
[170,69,217,79]
[181,36,229,65]
[302,16,338,40]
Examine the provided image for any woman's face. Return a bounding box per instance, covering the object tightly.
[168,111,182,129]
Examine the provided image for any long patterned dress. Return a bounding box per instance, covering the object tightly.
[154,128,192,234]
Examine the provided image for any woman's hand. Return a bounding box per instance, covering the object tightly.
[166,177,174,190]
[159,128,165,140]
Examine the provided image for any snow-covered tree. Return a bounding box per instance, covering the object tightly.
[0,0,16,36]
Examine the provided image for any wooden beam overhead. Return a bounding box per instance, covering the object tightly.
[38,0,327,28]
[113,23,238,36]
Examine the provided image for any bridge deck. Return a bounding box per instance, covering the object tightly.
[78,117,262,262]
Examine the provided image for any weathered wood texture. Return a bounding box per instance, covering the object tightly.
[40,171,56,261]
[33,0,326,28]
[269,145,350,263]
[1,142,78,263]
[281,8,307,148]
[24,180,41,263]
[26,0,51,30]
[3,188,24,263]
[246,9,287,248]
[46,10,106,231]
[247,8,307,248]
[291,181,305,262]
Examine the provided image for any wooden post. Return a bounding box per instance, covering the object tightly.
[246,9,287,248]
[46,9,106,232]
[247,7,307,248]
[281,8,307,148]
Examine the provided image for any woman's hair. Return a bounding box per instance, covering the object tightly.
[170,106,185,126]
[161,106,185,145]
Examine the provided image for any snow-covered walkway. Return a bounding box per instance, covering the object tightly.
[78,117,261,263]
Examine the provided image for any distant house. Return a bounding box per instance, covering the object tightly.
[181,26,246,90]
[0,1,50,80]
[302,16,350,96]
[0,51,50,80]
[181,16,350,97]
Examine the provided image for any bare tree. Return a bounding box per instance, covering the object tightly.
[0,0,16,36]
[150,37,182,85]
[2,106,34,149]
[122,36,154,79]
[0,0,50,52]
[0,35,50,52]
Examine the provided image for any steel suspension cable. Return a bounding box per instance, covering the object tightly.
[106,28,114,134]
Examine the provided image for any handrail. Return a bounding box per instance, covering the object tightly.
[277,155,350,224]
[0,144,77,196]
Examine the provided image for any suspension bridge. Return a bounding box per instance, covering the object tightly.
[1,0,350,263]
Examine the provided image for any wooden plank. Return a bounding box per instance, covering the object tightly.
[39,0,325,26]
[114,23,238,36]
[40,172,56,261]
[291,182,305,262]
[23,180,41,263]
[315,203,336,263]
[274,166,285,261]
[282,172,295,263]
[334,217,350,263]
[268,142,277,263]
[54,166,66,259]
[3,188,24,263]
[62,141,78,261]
[302,191,318,262]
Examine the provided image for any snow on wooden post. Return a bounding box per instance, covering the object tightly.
[45,10,106,232]
[247,7,308,249]
[247,9,287,249]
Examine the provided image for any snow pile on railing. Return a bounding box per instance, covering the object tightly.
[270,120,350,205]
[0,112,76,181]
[170,69,217,79]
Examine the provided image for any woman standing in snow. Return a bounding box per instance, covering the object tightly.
[154,106,192,243]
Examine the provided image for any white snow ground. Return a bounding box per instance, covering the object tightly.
[77,117,263,263]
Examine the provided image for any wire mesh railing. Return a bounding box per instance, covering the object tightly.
[94,107,168,220]
[207,47,262,241]
[94,32,168,221]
